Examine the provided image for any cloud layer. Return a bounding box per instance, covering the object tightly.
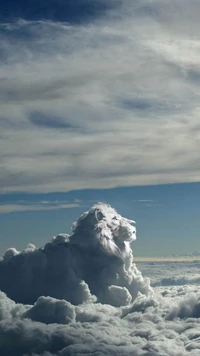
[1,271,200,355]
[1,0,200,193]
[0,204,200,355]
[0,203,150,306]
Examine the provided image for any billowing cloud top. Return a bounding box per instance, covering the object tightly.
[0,203,150,306]
[1,204,200,355]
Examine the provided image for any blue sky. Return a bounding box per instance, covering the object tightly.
[1,183,200,257]
[1,0,200,257]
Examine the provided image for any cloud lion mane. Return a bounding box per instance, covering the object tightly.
[71,202,136,258]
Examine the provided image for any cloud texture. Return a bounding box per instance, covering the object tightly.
[0,203,150,306]
[1,0,200,193]
[1,204,200,355]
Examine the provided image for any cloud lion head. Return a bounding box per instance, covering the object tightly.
[70,203,136,259]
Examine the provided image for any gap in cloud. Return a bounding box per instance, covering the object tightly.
[120,98,152,111]
[28,112,76,130]
[0,0,120,24]
[118,96,186,115]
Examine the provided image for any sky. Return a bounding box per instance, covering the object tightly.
[1,2,200,352]
[1,183,200,257]
[1,0,200,257]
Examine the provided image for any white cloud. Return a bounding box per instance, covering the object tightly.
[138,260,200,287]
[0,203,150,306]
[1,0,200,193]
[1,279,200,355]
[0,200,80,213]
[0,203,200,355]
[135,200,155,202]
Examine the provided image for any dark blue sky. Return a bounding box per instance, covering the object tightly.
[0,0,118,23]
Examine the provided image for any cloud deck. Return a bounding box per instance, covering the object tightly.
[0,204,200,355]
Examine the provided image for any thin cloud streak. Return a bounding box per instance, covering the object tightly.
[0,201,80,213]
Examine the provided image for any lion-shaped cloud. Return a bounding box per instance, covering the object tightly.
[70,202,136,258]
[0,203,152,306]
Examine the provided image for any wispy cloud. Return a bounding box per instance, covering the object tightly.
[133,199,163,208]
[0,200,80,213]
[1,0,200,193]
[134,200,155,203]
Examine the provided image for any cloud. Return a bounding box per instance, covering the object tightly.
[153,276,200,287]
[24,296,76,324]
[0,203,151,305]
[1,283,200,355]
[0,200,80,213]
[1,204,200,354]
[1,0,200,193]
[135,200,155,203]
[166,293,200,320]
[138,260,200,287]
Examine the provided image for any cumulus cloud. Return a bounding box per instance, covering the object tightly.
[1,204,200,355]
[0,203,151,306]
[24,296,75,324]
[167,293,200,320]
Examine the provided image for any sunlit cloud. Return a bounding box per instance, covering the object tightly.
[0,203,200,355]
